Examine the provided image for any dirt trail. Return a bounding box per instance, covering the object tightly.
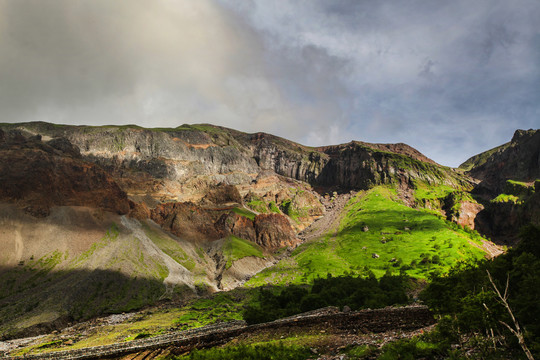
[120,217,195,295]
[298,192,356,242]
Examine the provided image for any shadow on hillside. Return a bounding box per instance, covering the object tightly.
[243,274,409,325]
[0,266,185,340]
[0,202,120,233]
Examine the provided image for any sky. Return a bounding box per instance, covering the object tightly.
[0,0,539,167]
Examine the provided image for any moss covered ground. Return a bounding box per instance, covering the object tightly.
[12,292,247,356]
[222,236,265,269]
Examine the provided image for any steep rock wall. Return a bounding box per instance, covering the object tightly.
[466,129,540,194]
[4,123,467,196]
[0,130,129,216]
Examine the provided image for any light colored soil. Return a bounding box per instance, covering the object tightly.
[0,203,113,267]
[120,216,195,295]
[298,192,356,242]
[469,239,505,259]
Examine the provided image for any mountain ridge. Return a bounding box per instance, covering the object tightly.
[1,121,536,344]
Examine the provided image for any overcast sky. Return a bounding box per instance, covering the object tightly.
[1,0,539,166]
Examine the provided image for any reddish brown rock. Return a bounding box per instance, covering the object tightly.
[151,202,225,242]
[202,184,242,205]
[454,201,484,230]
[151,201,297,250]
[129,200,151,220]
[253,213,299,249]
[0,133,130,216]
[217,212,257,242]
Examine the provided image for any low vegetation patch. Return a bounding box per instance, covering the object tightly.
[490,179,537,204]
[173,343,313,360]
[231,207,257,220]
[142,222,196,270]
[174,293,244,330]
[491,193,523,204]
[222,235,264,269]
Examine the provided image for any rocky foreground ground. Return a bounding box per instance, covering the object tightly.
[0,305,435,360]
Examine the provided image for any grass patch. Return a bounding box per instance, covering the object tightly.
[459,142,510,171]
[223,236,264,269]
[231,207,256,220]
[413,182,454,203]
[491,193,522,204]
[173,343,312,360]
[246,199,269,214]
[268,201,281,214]
[53,309,184,351]
[280,199,306,222]
[174,293,245,330]
[72,223,119,266]
[196,247,206,260]
[491,179,537,204]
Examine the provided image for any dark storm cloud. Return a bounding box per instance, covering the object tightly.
[220,0,540,165]
[1,0,539,166]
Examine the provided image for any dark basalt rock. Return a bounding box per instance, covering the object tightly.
[466,129,540,194]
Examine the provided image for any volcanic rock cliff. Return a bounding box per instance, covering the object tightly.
[0,121,476,238]
[460,129,540,241]
[0,129,130,217]
[461,129,540,194]
[0,121,522,339]
[1,122,468,198]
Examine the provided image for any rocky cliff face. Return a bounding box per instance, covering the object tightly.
[0,121,474,239]
[0,129,130,217]
[460,129,540,241]
[463,129,540,194]
[3,122,469,198]
[150,202,298,249]
[314,142,465,190]
[0,121,524,338]
[473,181,540,242]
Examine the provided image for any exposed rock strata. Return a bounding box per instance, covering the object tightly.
[2,122,468,201]
[150,202,297,250]
[464,129,540,194]
[253,213,298,249]
[0,130,129,216]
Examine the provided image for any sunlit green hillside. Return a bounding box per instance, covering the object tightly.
[247,186,487,286]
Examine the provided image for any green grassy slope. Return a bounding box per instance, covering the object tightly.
[247,186,487,286]
[223,235,265,269]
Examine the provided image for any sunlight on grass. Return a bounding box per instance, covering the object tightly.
[223,235,265,269]
[247,186,487,286]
